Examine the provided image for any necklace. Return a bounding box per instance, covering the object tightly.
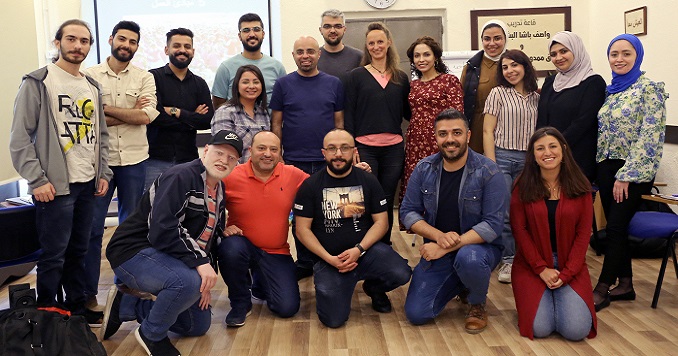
[370,64,386,78]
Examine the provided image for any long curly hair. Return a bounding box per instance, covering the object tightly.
[406,36,448,79]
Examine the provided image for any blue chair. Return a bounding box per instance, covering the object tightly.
[628,211,678,308]
[0,204,40,285]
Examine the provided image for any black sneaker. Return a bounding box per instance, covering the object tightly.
[134,326,180,356]
[362,281,392,313]
[225,306,252,327]
[82,308,104,327]
[100,285,123,340]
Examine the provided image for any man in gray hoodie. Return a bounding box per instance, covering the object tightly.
[9,19,112,323]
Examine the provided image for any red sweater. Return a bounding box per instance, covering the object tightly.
[510,188,597,339]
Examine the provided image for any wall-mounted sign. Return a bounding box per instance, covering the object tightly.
[624,6,647,36]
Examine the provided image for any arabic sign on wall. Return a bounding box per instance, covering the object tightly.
[624,6,647,36]
[470,7,571,75]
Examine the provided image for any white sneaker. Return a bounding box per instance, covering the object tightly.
[498,263,512,284]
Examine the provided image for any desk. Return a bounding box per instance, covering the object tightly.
[642,194,678,205]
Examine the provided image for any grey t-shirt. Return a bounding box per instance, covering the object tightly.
[318,45,363,81]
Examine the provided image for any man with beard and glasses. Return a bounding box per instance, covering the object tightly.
[317,9,362,81]
[101,130,242,355]
[270,36,345,280]
[294,129,411,328]
[82,20,159,313]
[146,28,213,190]
[399,109,506,334]
[212,13,286,108]
[10,19,112,324]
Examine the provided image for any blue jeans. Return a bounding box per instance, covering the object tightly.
[285,160,326,270]
[495,147,525,263]
[533,254,592,340]
[217,235,299,317]
[34,180,96,309]
[405,243,502,325]
[113,247,211,341]
[356,142,404,244]
[85,162,146,298]
[313,242,411,328]
[144,158,178,192]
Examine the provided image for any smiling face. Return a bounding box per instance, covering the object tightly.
[412,43,436,76]
[549,43,574,72]
[293,37,320,75]
[109,29,138,62]
[366,29,390,62]
[533,135,563,172]
[608,39,637,75]
[322,130,355,177]
[202,144,239,182]
[239,20,265,52]
[481,26,505,58]
[319,16,346,46]
[55,24,92,65]
[237,70,262,102]
[435,118,470,164]
[249,132,281,175]
[501,57,525,87]
[165,34,194,69]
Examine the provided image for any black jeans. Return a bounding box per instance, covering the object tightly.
[356,141,405,244]
[597,159,654,285]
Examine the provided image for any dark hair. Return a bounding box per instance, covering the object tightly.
[434,108,469,130]
[166,28,193,45]
[53,19,94,62]
[496,50,538,92]
[112,20,141,42]
[361,22,401,84]
[406,36,448,79]
[228,64,268,110]
[238,13,264,29]
[515,127,591,202]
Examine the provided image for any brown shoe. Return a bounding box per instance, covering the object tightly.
[465,304,488,334]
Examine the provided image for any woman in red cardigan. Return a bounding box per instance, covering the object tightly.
[510,127,597,340]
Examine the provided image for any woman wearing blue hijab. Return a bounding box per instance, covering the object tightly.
[593,34,667,311]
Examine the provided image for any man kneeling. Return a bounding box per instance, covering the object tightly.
[103,131,243,355]
[294,129,411,328]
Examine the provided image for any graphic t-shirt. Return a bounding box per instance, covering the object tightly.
[294,168,387,256]
[44,63,97,183]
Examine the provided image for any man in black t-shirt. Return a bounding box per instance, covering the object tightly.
[294,129,412,328]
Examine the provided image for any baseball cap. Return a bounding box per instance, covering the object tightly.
[208,130,243,157]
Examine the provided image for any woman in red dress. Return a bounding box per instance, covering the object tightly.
[400,36,463,203]
[510,127,597,340]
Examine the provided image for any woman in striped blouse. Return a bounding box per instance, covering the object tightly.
[482,49,540,284]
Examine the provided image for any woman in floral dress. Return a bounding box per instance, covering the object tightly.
[592,34,667,311]
[400,36,463,204]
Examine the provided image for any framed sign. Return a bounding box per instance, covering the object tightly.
[625,6,647,36]
[471,7,571,76]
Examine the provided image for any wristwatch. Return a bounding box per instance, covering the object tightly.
[355,243,366,257]
[170,107,178,117]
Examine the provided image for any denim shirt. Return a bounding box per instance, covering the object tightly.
[399,149,506,247]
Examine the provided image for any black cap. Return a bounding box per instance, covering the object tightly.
[208,130,243,157]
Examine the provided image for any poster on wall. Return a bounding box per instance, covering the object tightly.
[471,7,571,76]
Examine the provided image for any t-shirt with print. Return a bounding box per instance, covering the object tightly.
[294,168,387,256]
[44,63,97,183]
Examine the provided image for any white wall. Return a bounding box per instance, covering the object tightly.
[4,0,677,194]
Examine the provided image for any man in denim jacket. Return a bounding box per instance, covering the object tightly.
[400,109,506,334]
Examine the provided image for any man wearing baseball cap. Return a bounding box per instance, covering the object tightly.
[102,130,242,355]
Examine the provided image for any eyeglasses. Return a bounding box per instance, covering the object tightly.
[240,26,262,34]
[323,145,354,154]
[322,24,345,30]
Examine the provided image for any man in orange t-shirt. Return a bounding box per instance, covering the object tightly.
[217,131,308,327]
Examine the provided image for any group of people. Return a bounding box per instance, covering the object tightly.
[8,6,667,355]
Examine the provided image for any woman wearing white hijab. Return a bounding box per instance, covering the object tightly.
[536,31,606,182]
[461,19,508,154]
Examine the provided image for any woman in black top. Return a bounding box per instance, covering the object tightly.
[536,31,606,182]
[344,22,410,243]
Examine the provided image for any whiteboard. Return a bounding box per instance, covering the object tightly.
[441,50,478,79]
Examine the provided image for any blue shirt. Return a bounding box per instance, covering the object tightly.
[270,71,344,161]
[399,149,506,247]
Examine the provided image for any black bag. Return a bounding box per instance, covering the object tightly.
[0,306,107,356]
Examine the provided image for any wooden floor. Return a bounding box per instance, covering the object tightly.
[2,222,678,355]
